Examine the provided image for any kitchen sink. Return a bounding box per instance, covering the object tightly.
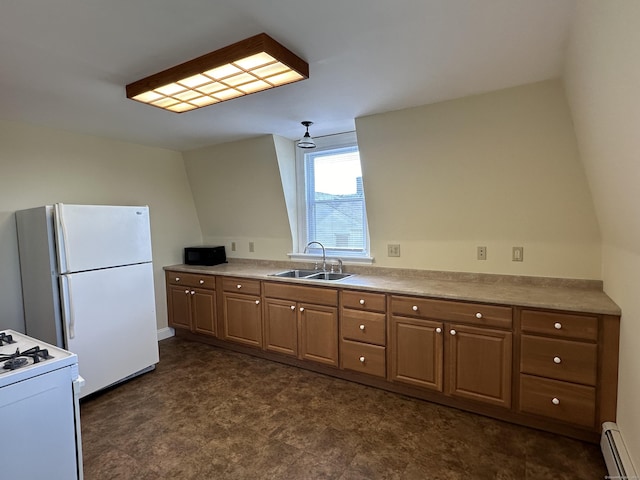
[269,269,352,281]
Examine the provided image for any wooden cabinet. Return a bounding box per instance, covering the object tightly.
[390,295,512,408]
[518,309,599,428]
[221,278,262,347]
[166,271,216,336]
[263,282,338,366]
[340,290,387,378]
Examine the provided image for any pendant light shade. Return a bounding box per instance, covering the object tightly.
[297,121,316,149]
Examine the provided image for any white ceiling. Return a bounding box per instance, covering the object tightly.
[0,0,575,152]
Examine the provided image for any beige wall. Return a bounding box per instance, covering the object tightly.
[0,120,202,332]
[183,135,293,259]
[564,0,640,467]
[356,80,601,278]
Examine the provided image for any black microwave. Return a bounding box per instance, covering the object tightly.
[184,246,227,266]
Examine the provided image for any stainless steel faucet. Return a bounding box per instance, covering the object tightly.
[304,241,326,272]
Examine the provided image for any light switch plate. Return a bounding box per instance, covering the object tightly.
[512,246,524,262]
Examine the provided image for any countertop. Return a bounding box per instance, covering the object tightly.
[164,260,621,316]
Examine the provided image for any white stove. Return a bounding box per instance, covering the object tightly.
[0,329,84,479]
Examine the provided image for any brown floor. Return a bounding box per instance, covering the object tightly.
[81,336,607,479]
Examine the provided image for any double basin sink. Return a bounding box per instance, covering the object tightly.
[269,269,352,281]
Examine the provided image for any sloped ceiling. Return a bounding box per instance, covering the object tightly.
[0,0,575,151]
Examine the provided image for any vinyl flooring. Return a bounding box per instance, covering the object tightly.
[81,336,607,479]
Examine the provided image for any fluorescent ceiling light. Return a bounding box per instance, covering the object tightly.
[126,33,309,113]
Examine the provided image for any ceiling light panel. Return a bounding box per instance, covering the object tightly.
[126,33,309,113]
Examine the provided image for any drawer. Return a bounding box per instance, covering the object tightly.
[341,290,386,313]
[390,296,512,329]
[521,310,598,341]
[166,271,215,289]
[340,340,386,378]
[221,277,261,296]
[263,282,338,306]
[520,335,597,386]
[519,374,595,428]
[341,309,386,346]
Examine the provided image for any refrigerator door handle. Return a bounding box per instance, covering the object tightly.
[60,275,76,340]
[55,203,70,273]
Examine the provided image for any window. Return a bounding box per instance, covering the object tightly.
[296,132,370,259]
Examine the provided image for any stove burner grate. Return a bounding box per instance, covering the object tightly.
[0,346,53,371]
[0,333,16,346]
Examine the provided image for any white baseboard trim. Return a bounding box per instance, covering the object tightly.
[157,327,175,341]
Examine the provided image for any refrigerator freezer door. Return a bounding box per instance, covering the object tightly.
[55,204,153,273]
[60,262,159,397]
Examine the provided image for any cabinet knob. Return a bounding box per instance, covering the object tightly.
[190,290,195,295]
[290,305,296,310]
[237,284,242,289]
[450,329,457,336]
[255,300,260,305]
[552,397,560,405]
[554,322,562,330]
[359,299,365,305]
[175,277,181,282]
[359,324,366,331]
[435,327,442,333]
[300,307,305,312]
[359,356,366,363]
[475,312,483,319]
[199,279,204,284]
[184,289,190,294]
[412,305,419,312]
[553,356,562,364]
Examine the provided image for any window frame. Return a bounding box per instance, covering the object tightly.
[294,131,372,262]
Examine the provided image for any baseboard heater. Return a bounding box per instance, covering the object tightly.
[602,422,638,479]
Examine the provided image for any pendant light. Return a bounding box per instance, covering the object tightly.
[297,121,316,149]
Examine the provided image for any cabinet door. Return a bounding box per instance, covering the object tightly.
[390,316,443,391]
[447,324,512,408]
[167,285,191,330]
[192,288,217,337]
[299,304,338,366]
[264,298,298,356]
[222,293,262,347]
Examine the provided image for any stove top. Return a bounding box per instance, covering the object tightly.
[0,330,78,388]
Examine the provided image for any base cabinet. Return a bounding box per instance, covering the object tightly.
[221,278,262,347]
[166,272,217,336]
[299,303,338,366]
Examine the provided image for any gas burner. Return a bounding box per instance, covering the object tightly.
[0,346,53,371]
[0,333,15,346]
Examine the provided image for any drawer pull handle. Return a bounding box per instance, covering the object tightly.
[552,397,560,405]
[553,356,562,364]
[554,322,562,330]
[359,324,366,331]
[300,307,305,312]
[199,279,205,284]
[237,284,242,289]
[175,277,181,282]
[359,299,365,305]
[184,289,190,294]
[412,305,419,312]
[255,300,260,305]
[190,290,195,295]
[359,356,366,363]
[475,312,483,319]
[290,305,296,310]
[435,327,442,334]
[450,329,457,336]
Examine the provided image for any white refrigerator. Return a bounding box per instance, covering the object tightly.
[16,203,160,397]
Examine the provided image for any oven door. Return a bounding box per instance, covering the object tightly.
[0,366,81,478]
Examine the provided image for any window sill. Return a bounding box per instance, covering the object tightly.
[288,253,375,265]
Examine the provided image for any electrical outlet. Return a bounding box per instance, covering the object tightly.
[249,241,255,253]
[387,244,401,257]
[477,246,487,260]
[231,242,236,252]
[512,246,524,262]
